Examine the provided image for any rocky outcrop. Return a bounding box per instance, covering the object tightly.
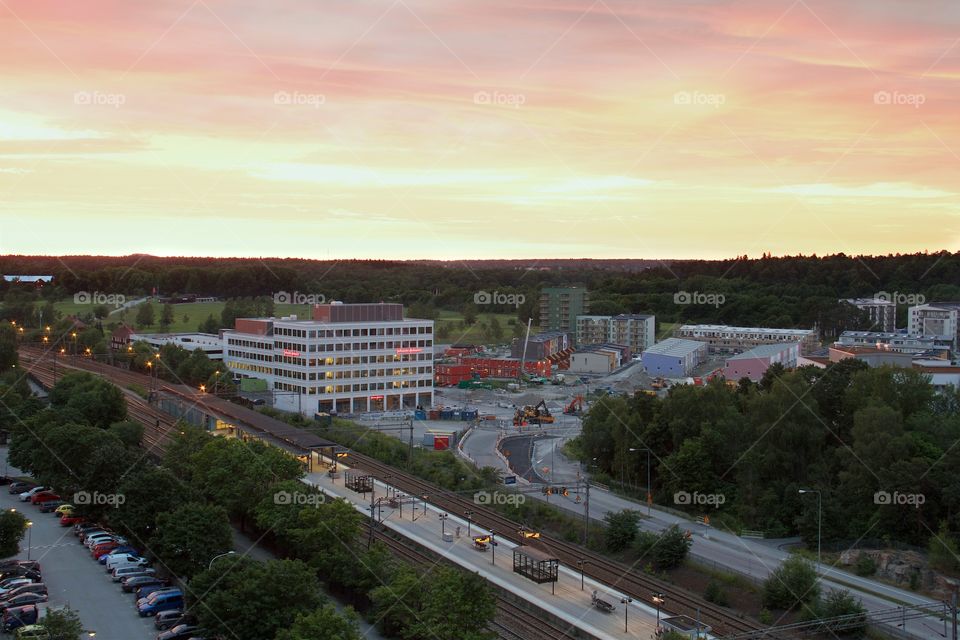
[838,549,957,599]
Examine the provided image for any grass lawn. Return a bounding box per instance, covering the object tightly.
[54,300,311,333]
[435,310,535,345]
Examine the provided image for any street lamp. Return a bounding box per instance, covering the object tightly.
[439,513,448,537]
[577,559,588,591]
[489,529,496,566]
[652,592,665,632]
[620,596,632,633]
[464,510,474,537]
[199,384,206,393]
[208,550,236,570]
[630,447,653,514]
[25,521,32,560]
[798,488,822,567]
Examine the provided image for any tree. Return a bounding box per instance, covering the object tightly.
[462,303,478,326]
[189,557,323,640]
[763,555,819,611]
[39,606,85,640]
[488,316,503,341]
[114,467,194,543]
[633,524,691,569]
[92,304,110,320]
[136,302,155,328]
[108,420,144,448]
[604,509,639,552]
[150,503,232,579]
[805,589,866,634]
[160,303,174,330]
[0,324,18,371]
[48,372,126,428]
[0,510,27,557]
[198,313,220,333]
[274,604,362,640]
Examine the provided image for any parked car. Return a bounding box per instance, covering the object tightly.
[13,624,48,639]
[53,504,73,516]
[73,522,98,536]
[78,528,109,543]
[0,561,39,574]
[99,546,138,564]
[0,578,34,595]
[122,576,167,593]
[154,610,193,631]
[137,585,178,602]
[18,487,49,502]
[1,604,38,632]
[0,476,11,486]
[85,533,123,549]
[113,566,155,582]
[37,501,63,513]
[0,568,41,583]
[91,541,123,558]
[0,593,48,610]
[138,590,183,617]
[157,624,201,640]
[29,492,59,505]
[3,585,47,599]
[59,514,84,526]
[8,482,34,495]
[106,554,147,572]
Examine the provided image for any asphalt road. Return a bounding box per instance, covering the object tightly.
[0,449,156,640]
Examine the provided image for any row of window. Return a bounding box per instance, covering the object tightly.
[274,325,432,338]
[274,380,432,394]
[227,350,432,366]
[269,340,433,353]
[275,367,432,381]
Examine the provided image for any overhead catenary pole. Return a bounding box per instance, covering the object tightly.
[583,480,590,546]
[518,318,532,383]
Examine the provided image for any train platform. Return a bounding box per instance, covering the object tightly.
[304,466,692,640]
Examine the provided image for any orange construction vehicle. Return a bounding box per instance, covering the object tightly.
[563,395,584,415]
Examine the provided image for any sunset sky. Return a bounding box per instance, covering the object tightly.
[0,0,958,259]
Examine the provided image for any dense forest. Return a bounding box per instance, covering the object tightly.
[570,362,960,558]
[2,251,959,332]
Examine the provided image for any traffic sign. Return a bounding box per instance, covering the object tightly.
[503,475,517,485]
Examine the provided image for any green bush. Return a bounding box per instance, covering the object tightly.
[763,556,819,610]
[704,579,729,606]
[853,554,876,577]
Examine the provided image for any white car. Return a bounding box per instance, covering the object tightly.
[112,566,154,582]
[18,487,49,502]
[106,554,146,572]
[85,533,122,549]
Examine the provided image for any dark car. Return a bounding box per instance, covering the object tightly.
[157,623,200,640]
[0,476,11,486]
[73,522,99,536]
[154,610,193,631]
[123,576,167,593]
[0,561,39,574]
[7,482,33,495]
[1,604,37,632]
[136,585,177,601]
[38,500,63,513]
[0,568,41,583]
[0,593,47,610]
[3,584,47,599]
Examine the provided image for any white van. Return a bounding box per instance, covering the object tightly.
[106,554,146,572]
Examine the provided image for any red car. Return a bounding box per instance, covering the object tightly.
[59,514,85,526]
[91,541,121,558]
[30,492,60,505]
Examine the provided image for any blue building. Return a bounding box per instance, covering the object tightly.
[641,338,707,378]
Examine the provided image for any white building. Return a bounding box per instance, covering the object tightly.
[567,344,631,374]
[674,324,819,354]
[836,331,951,355]
[129,332,223,360]
[222,303,434,415]
[576,314,655,353]
[840,298,896,332]
[908,303,960,348]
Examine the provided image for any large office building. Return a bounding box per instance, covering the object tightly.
[674,324,819,354]
[576,314,655,353]
[836,331,951,356]
[222,302,434,415]
[641,338,708,378]
[840,298,896,332]
[908,303,960,348]
[539,286,589,335]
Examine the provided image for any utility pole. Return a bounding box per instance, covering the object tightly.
[951,585,958,640]
[517,318,532,384]
[582,480,590,546]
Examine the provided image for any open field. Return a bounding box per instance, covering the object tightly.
[54,300,311,333]
[435,309,533,345]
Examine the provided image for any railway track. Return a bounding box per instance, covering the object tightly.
[17,346,777,638]
[350,452,777,639]
[372,530,578,640]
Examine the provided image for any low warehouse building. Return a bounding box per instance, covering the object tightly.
[641,338,707,378]
[567,344,631,374]
[722,342,799,382]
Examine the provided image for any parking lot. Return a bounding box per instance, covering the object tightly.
[0,448,156,639]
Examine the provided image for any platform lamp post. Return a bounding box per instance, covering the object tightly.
[798,488,822,568]
[465,510,474,537]
[489,529,496,566]
[652,592,665,632]
[620,596,632,633]
[439,513,448,537]
[577,559,588,591]
[25,521,32,560]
